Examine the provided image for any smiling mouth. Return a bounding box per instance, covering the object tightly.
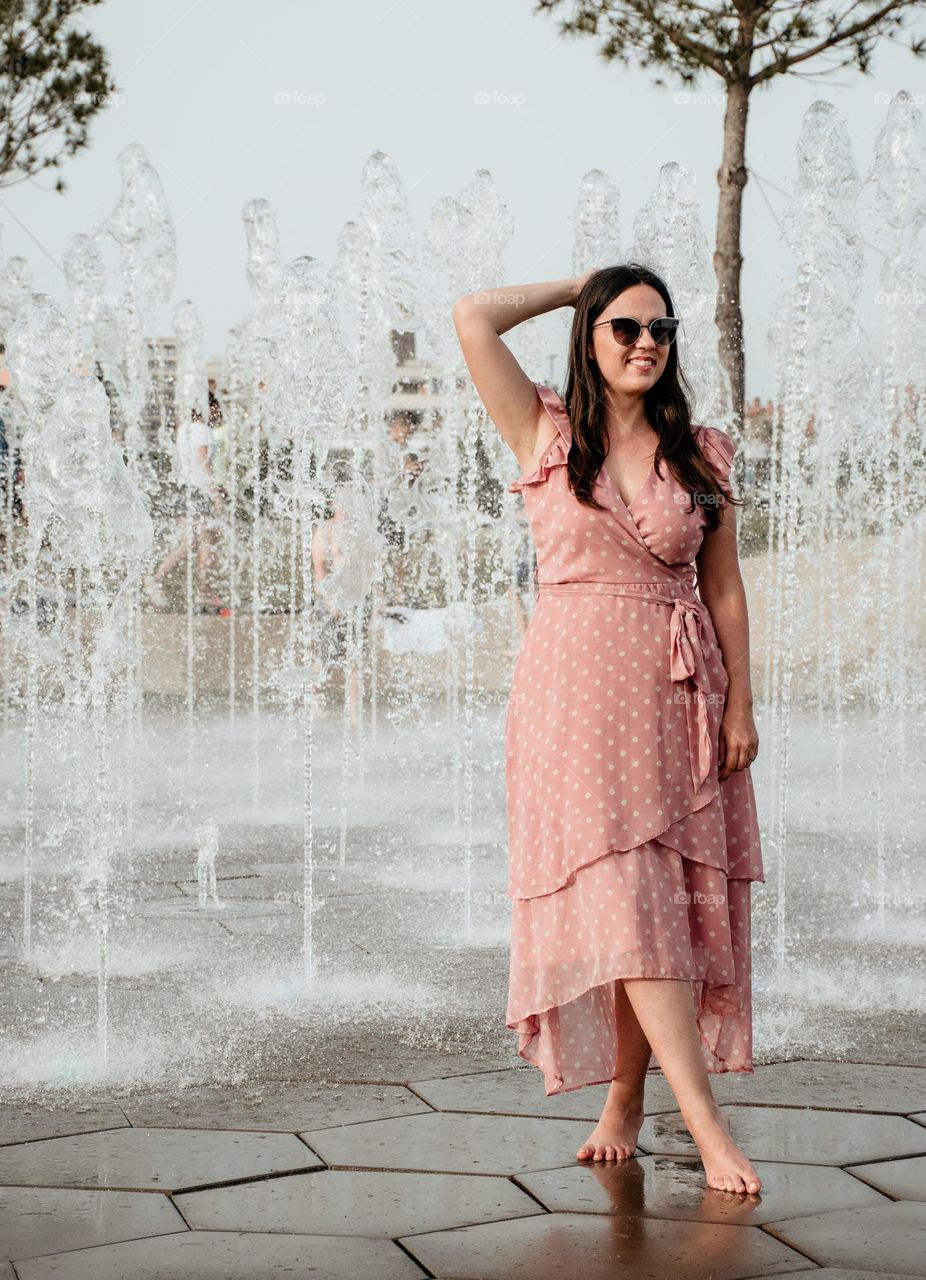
[627,358,656,369]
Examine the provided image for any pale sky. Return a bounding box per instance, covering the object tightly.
[1,0,924,399]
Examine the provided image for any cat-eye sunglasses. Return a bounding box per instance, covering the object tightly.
[591,316,680,346]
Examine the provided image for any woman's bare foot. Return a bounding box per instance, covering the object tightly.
[577,1079,645,1162]
[688,1104,761,1194]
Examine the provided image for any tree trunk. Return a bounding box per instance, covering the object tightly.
[714,79,750,433]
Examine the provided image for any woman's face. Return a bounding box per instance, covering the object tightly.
[588,283,671,395]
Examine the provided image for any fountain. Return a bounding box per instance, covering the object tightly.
[0,91,924,1098]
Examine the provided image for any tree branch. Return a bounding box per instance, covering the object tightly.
[750,0,922,84]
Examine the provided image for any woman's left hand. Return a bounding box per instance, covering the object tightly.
[717,703,759,779]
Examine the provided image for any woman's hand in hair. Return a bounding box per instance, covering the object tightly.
[572,267,601,303]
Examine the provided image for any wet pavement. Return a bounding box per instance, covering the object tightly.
[1,1059,925,1278]
[2,698,924,1276]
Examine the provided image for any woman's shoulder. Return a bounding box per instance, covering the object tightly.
[532,382,572,431]
[691,423,736,478]
[508,382,572,493]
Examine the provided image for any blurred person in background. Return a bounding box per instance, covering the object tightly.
[311,479,365,725]
[144,407,224,611]
[207,378,229,495]
[0,367,25,546]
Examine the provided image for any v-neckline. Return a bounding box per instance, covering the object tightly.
[597,452,656,512]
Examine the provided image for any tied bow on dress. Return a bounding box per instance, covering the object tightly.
[668,597,715,792]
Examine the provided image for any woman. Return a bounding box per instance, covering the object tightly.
[453,263,765,1196]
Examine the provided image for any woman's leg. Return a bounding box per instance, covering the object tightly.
[619,976,761,1193]
[576,979,651,1161]
[194,519,212,599]
[153,517,192,584]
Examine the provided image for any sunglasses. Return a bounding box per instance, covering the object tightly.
[591,316,680,346]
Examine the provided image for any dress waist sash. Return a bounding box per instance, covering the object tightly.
[536,579,716,793]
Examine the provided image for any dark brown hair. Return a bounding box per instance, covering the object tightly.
[562,262,741,534]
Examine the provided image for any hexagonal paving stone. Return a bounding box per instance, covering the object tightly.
[302,1111,605,1175]
[13,1230,423,1279]
[0,1186,184,1263]
[639,1106,926,1165]
[763,1199,926,1273]
[174,876,272,898]
[119,1080,431,1132]
[757,1272,917,1279]
[141,858,258,884]
[0,1128,321,1192]
[708,1061,926,1114]
[399,1210,811,1279]
[846,1152,926,1200]
[909,1112,926,1128]
[409,1067,680,1118]
[140,897,296,920]
[517,1153,889,1223]
[0,1098,128,1148]
[176,1167,542,1235]
[209,915,299,935]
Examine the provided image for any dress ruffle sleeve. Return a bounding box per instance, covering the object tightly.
[695,425,737,497]
[508,383,573,493]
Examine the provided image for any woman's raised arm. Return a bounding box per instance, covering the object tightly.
[452,276,585,469]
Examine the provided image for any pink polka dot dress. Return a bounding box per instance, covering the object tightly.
[505,382,765,1096]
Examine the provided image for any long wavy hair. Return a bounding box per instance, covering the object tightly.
[562,262,742,534]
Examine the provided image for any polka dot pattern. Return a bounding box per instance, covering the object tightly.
[504,381,765,1097]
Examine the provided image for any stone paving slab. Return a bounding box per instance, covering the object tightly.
[706,1061,926,1114]
[638,1105,926,1165]
[0,1185,184,1262]
[409,1065,681,1117]
[753,1272,916,1279]
[174,877,268,898]
[126,859,260,884]
[204,913,302,934]
[118,1080,432,1132]
[398,1210,810,1280]
[843,1151,926,1200]
[175,1167,543,1236]
[0,1101,128,1148]
[3,1059,926,1276]
[516,1154,888,1224]
[138,896,299,920]
[762,1199,926,1273]
[301,1110,607,1176]
[13,1231,425,1279]
[0,1128,321,1192]
[115,882,186,901]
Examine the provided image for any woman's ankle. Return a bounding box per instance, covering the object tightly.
[607,1074,646,1106]
[679,1095,727,1138]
